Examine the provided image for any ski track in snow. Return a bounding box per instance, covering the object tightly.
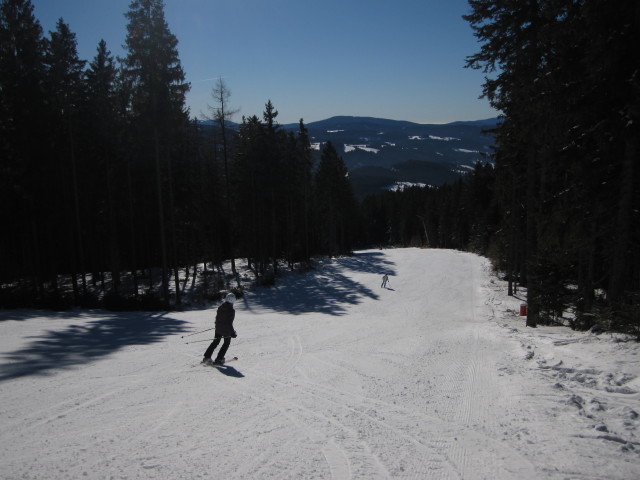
[1,248,639,479]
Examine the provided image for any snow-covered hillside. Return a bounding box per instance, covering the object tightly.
[1,249,638,479]
[295,116,497,198]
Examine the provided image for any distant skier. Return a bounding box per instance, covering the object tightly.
[202,293,237,365]
[381,274,389,288]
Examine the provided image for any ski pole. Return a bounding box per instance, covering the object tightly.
[181,327,214,339]
[185,338,212,344]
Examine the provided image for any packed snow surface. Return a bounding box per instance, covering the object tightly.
[1,248,639,479]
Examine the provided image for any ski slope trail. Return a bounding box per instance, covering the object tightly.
[1,249,638,479]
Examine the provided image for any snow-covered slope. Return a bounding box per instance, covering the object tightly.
[1,249,638,479]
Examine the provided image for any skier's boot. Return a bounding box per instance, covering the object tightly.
[201,357,213,366]
[213,357,225,365]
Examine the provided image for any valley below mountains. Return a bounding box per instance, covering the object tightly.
[285,116,498,198]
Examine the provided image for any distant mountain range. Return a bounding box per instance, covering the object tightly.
[201,115,498,198]
[286,116,498,198]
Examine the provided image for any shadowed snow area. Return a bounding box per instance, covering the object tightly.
[244,251,392,315]
[0,312,188,381]
[1,248,638,479]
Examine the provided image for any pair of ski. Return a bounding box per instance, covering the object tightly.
[202,356,238,368]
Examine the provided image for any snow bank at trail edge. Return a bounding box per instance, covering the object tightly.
[0,248,638,480]
[481,271,640,476]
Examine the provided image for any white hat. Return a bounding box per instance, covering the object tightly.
[225,293,236,304]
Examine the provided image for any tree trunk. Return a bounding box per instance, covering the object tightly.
[69,122,87,297]
[154,128,170,307]
[220,116,237,276]
[608,131,637,304]
[525,147,539,327]
[166,138,181,306]
[127,157,139,299]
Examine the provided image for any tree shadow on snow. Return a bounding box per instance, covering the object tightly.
[0,309,86,323]
[0,311,188,381]
[244,251,396,316]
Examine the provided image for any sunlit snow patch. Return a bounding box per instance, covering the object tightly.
[344,144,379,154]
[454,148,479,153]
[387,181,429,192]
[429,135,460,141]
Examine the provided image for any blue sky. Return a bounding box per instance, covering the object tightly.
[32,0,497,125]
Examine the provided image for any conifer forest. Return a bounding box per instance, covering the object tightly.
[1,0,638,337]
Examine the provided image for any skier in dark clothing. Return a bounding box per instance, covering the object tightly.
[202,293,237,365]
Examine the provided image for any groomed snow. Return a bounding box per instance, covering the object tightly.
[1,248,638,479]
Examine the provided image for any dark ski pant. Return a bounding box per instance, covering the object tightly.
[203,336,231,362]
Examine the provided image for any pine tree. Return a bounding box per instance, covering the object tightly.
[0,0,48,299]
[121,0,189,306]
[465,0,557,327]
[465,0,640,330]
[262,100,283,277]
[579,0,640,308]
[234,114,269,278]
[208,78,238,275]
[314,141,357,256]
[44,18,87,301]
[84,39,122,295]
[291,119,314,264]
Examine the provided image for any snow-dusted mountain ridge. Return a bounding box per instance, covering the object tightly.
[199,115,498,197]
[288,116,499,197]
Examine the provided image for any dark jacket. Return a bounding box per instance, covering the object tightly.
[215,301,236,337]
